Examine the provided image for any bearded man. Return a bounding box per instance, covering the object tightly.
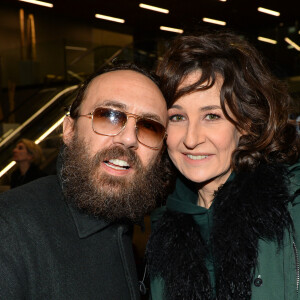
[0,62,172,299]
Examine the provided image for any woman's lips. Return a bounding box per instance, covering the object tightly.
[182,153,214,163]
[186,154,209,160]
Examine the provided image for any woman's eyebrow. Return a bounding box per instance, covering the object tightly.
[170,104,221,111]
[169,104,182,110]
[200,105,221,111]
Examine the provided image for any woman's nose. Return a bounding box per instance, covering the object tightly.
[183,123,206,149]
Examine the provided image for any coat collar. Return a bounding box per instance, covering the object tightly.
[147,163,294,300]
[67,203,114,238]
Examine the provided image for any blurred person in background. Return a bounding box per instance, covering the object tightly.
[10,138,45,188]
[146,31,300,300]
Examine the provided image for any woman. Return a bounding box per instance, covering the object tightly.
[146,32,300,300]
[11,138,45,188]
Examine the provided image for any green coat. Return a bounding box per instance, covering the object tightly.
[149,162,300,300]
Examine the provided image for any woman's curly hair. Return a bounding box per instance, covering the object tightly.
[157,31,300,172]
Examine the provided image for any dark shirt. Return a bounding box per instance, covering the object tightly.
[0,175,140,299]
[10,163,46,188]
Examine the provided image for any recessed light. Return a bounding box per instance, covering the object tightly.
[202,18,226,26]
[284,37,300,51]
[95,14,125,23]
[257,36,277,44]
[139,3,169,14]
[160,26,183,33]
[257,7,280,17]
[18,0,53,8]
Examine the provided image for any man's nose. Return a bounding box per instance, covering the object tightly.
[112,117,139,149]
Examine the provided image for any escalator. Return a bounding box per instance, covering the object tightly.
[0,84,79,191]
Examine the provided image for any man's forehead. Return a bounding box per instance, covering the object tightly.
[87,69,156,90]
[81,70,167,123]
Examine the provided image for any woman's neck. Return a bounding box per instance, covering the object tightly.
[18,161,31,176]
[197,187,215,208]
[197,170,232,209]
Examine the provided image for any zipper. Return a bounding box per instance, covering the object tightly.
[293,241,300,294]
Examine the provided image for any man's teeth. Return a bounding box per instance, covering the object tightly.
[104,159,130,170]
[187,154,208,160]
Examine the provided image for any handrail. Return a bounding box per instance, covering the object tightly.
[98,48,123,70]
[0,85,78,148]
[68,43,131,66]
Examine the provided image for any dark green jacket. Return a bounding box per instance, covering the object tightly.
[150,162,300,300]
[0,175,140,299]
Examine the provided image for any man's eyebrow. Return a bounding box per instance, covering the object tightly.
[100,100,127,110]
[140,113,162,123]
[100,100,163,123]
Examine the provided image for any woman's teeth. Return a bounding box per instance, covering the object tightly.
[187,154,208,160]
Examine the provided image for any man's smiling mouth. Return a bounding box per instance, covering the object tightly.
[104,159,130,170]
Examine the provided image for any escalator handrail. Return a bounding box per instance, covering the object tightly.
[68,43,132,67]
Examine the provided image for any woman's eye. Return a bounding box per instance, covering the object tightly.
[205,113,220,120]
[169,114,185,122]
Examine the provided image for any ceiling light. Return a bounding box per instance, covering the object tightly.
[257,7,280,17]
[202,18,226,26]
[18,0,53,7]
[160,26,183,33]
[257,36,277,44]
[139,3,169,14]
[95,14,125,23]
[284,37,300,51]
[219,0,227,2]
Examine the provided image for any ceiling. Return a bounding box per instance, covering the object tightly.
[3,0,300,78]
[50,0,299,35]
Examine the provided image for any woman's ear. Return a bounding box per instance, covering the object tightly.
[63,116,75,146]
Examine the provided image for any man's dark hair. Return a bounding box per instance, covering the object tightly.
[69,61,160,119]
[157,31,300,172]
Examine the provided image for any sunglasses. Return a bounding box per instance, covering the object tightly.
[77,106,167,150]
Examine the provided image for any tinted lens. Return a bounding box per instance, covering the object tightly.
[92,107,127,135]
[136,118,166,148]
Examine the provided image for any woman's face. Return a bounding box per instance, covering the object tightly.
[167,71,241,189]
[13,142,33,163]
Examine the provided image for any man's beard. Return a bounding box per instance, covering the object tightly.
[61,135,172,223]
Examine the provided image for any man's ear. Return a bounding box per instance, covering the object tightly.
[63,116,75,146]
